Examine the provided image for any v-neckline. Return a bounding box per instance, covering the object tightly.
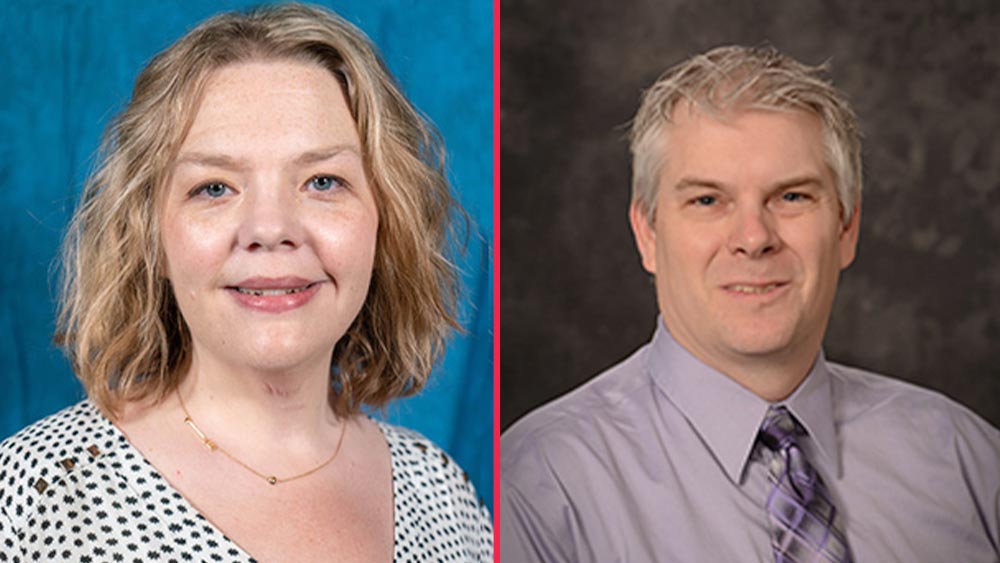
[93,401,400,562]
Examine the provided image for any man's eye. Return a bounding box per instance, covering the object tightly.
[693,195,717,206]
[307,175,346,192]
[192,182,232,198]
[781,192,809,202]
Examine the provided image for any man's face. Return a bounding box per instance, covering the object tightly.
[631,106,859,377]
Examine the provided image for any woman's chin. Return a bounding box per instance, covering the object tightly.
[214,337,337,376]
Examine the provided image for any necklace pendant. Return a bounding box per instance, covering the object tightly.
[177,390,346,487]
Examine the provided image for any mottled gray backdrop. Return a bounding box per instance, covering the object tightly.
[500,0,1000,429]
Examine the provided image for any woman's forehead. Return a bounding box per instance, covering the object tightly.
[167,60,361,171]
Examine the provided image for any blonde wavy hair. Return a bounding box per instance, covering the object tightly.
[57,3,459,418]
[630,44,862,224]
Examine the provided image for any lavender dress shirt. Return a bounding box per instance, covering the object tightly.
[500,319,1000,562]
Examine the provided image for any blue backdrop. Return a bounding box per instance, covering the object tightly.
[0,0,493,509]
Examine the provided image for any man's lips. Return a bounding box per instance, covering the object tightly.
[721,281,789,295]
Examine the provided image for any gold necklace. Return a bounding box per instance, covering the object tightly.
[177,390,347,485]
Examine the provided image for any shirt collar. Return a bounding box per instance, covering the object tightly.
[782,352,840,477]
[644,317,840,484]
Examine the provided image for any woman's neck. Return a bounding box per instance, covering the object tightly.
[175,350,341,453]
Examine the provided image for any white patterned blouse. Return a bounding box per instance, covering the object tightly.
[0,401,492,562]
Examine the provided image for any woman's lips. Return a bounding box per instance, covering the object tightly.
[226,279,322,313]
[232,284,314,297]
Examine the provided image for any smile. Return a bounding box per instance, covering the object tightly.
[726,283,781,295]
[226,279,323,313]
[233,283,316,296]
[721,281,790,298]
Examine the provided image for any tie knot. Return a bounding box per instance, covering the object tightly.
[758,406,802,452]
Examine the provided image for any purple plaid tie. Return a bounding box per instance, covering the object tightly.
[758,406,853,563]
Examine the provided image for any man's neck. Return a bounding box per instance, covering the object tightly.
[664,323,821,402]
[708,355,814,402]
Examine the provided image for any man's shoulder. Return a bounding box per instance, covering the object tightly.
[499,344,660,562]
[501,342,653,472]
[827,361,999,444]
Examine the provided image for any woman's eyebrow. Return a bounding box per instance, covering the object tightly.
[292,144,362,166]
[173,152,248,171]
[173,144,362,170]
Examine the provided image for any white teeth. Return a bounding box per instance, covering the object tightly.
[235,285,311,296]
[729,284,778,294]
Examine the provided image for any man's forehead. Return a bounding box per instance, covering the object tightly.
[664,99,820,130]
[655,104,832,190]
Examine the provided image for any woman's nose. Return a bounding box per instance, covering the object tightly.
[236,184,303,251]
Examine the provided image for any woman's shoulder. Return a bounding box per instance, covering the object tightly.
[0,401,115,524]
[377,421,462,466]
[375,420,487,505]
[374,420,494,561]
[0,400,109,465]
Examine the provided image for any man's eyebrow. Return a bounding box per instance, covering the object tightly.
[772,175,824,190]
[173,145,362,170]
[672,175,825,191]
[674,177,727,191]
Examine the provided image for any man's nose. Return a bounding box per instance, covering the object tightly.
[726,204,780,258]
[236,183,303,251]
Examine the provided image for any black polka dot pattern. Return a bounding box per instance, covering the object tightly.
[0,401,492,562]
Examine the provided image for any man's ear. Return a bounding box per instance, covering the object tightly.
[839,204,861,269]
[629,203,658,274]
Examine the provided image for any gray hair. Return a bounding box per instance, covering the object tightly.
[629,44,862,223]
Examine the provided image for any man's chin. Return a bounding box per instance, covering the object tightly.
[716,329,798,360]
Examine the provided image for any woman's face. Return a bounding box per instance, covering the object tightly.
[161,59,378,376]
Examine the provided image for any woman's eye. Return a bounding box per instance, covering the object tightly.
[192,182,232,198]
[307,175,345,192]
